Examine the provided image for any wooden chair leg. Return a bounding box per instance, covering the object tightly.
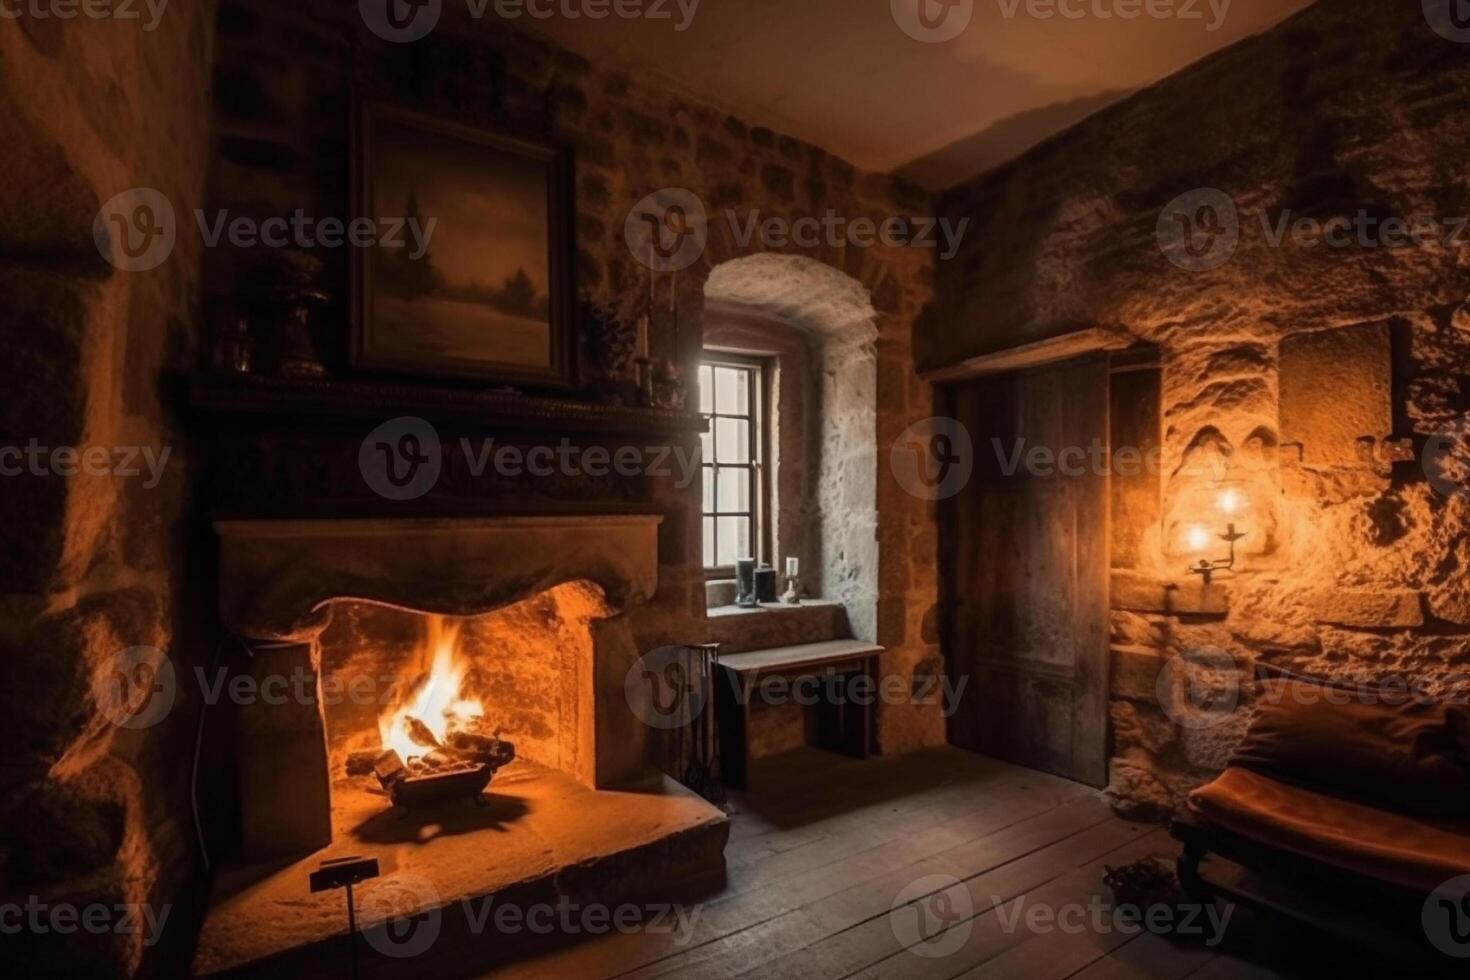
[1177,840,1208,899]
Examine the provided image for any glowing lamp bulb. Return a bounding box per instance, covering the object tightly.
[1217,488,1244,516]
[1185,525,1213,553]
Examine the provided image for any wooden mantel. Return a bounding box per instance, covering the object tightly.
[920,328,1136,383]
[187,372,708,437]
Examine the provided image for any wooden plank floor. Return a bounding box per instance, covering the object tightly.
[474,747,1392,980]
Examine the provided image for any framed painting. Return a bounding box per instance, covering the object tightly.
[351,99,576,387]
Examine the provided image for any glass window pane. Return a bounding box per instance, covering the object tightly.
[716,466,750,513]
[716,516,750,568]
[715,417,750,464]
[700,428,714,466]
[702,467,715,512]
[699,365,714,415]
[702,516,715,567]
[714,366,749,415]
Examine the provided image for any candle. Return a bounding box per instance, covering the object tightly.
[786,557,799,579]
[636,312,650,360]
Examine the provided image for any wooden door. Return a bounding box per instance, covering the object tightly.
[939,355,1110,787]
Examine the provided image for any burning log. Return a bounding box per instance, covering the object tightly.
[445,731,516,769]
[373,750,407,788]
[404,716,443,751]
[345,750,379,777]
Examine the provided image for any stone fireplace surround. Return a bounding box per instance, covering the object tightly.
[197,514,729,977]
[217,514,666,858]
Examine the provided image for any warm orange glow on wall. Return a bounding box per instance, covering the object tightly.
[1185,524,1213,553]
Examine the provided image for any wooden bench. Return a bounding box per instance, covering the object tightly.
[715,639,883,790]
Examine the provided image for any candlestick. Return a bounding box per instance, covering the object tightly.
[636,312,650,360]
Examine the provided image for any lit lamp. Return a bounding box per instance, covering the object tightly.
[1185,485,1249,585]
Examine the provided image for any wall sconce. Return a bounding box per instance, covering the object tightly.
[1185,486,1249,585]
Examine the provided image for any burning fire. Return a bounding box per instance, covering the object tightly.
[379,616,485,760]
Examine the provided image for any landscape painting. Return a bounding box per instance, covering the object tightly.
[353,101,574,386]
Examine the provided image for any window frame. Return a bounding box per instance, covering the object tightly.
[699,350,773,578]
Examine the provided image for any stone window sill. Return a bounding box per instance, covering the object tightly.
[707,599,843,617]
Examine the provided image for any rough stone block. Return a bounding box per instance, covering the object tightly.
[1279,323,1392,468]
[1112,571,1230,617]
[0,104,105,273]
[0,588,163,763]
[1110,644,1167,700]
[1429,585,1470,627]
[1110,698,1176,757]
[1104,757,1176,822]
[0,266,95,593]
[0,778,125,885]
[1180,710,1248,771]
[1306,589,1424,629]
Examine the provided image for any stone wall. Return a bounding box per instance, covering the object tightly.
[0,6,216,978]
[934,0,1470,816]
[207,0,944,754]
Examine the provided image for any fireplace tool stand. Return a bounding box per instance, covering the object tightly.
[309,855,381,980]
[679,643,725,805]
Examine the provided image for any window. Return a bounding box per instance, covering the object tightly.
[700,354,768,572]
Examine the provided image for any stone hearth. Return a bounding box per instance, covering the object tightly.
[193,515,729,977]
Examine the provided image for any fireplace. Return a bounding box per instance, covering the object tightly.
[193,515,728,977]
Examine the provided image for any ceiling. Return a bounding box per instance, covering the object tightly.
[526,0,1314,190]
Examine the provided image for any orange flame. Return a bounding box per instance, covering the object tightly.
[379,616,483,759]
